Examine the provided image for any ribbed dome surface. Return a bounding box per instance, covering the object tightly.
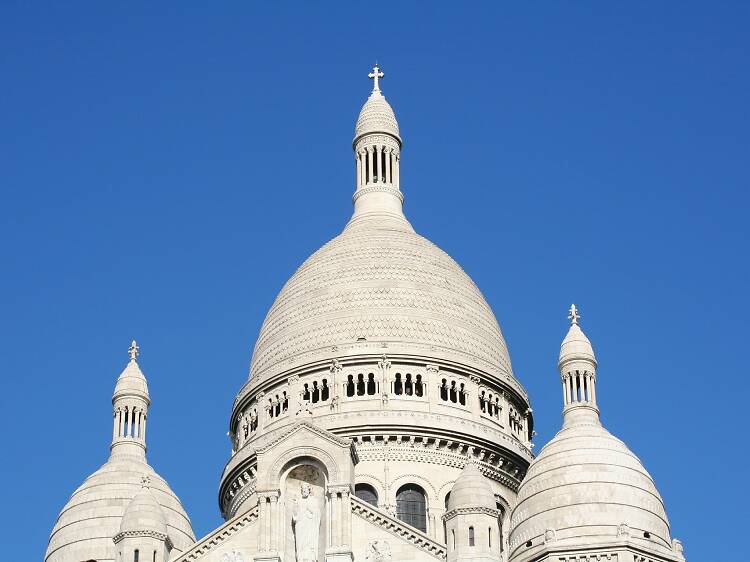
[45,456,195,562]
[509,421,672,559]
[449,462,496,511]
[249,220,515,384]
[354,92,400,142]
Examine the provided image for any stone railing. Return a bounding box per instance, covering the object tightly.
[350,495,446,560]
[171,505,259,562]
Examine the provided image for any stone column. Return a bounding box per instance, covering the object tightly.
[269,493,279,551]
[468,376,482,419]
[112,411,119,441]
[562,376,570,406]
[356,152,362,190]
[426,364,440,413]
[141,414,147,442]
[385,148,392,185]
[119,407,126,437]
[375,145,381,183]
[394,153,400,188]
[367,147,374,186]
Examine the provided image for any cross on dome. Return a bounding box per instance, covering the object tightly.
[140,475,151,488]
[128,340,140,362]
[368,65,384,93]
[568,304,580,325]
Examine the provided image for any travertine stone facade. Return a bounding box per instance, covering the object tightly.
[46,68,686,562]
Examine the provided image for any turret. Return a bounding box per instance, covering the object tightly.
[111,340,150,459]
[114,476,172,562]
[558,304,599,427]
[349,65,411,229]
[444,462,501,562]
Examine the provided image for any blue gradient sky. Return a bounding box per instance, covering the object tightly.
[1,3,747,559]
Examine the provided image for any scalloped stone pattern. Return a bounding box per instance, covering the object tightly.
[249,224,515,382]
[355,94,400,139]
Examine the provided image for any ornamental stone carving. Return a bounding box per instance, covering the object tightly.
[365,540,392,562]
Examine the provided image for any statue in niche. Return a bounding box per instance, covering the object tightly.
[291,482,321,562]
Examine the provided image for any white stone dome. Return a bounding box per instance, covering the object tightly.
[120,484,168,535]
[248,217,515,385]
[508,420,672,559]
[45,456,195,562]
[448,462,497,511]
[354,91,401,144]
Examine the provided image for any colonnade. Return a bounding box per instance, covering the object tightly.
[356,145,400,190]
[561,370,597,407]
[112,405,147,442]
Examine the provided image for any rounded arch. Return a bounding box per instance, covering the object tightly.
[265,446,339,490]
[354,483,378,507]
[355,473,386,503]
[388,473,437,506]
[396,483,427,533]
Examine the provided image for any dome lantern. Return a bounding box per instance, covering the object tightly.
[111,340,150,458]
[350,65,409,229]
[558,304,599,427]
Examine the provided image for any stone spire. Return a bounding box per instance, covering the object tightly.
[558,305,599,427]
[349,65,411,231]
[111,340,151,458]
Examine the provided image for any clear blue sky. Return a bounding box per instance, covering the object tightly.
[1,3,747,559]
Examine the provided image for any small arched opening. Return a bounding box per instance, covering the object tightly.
[354,483,378,507]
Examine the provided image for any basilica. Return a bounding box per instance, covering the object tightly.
[45,68,686,562]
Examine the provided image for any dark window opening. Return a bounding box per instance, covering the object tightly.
[354,483,378,507]
[396,484,427,532]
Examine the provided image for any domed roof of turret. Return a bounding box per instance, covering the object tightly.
[448,462,496,511]
[354,91,400,143]
[353,66,401,144]
[558,320,596,368]
[113,341,149,401]
[120,479,168,535]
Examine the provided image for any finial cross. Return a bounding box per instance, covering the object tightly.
[368,65,384,92]
[128,340,140,361]
[568,304,580,325]
[141,475,151,488]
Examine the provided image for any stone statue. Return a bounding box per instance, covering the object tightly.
[291,483,321,562]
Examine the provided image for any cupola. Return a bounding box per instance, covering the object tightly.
[508,307,685,562]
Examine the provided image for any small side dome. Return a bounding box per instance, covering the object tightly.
[354,92,400,143]
[558,323,596,368]
[120,480,168,535]
[448,462,496,511]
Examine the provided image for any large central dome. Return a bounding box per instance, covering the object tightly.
[248,72,516,388]
[249,218,514,383]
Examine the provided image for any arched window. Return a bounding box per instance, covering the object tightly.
[134,550,140,562]
[496,502,505,554]
[396,484,427,532]
[469,526,475,546]
[354,483,378,507]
